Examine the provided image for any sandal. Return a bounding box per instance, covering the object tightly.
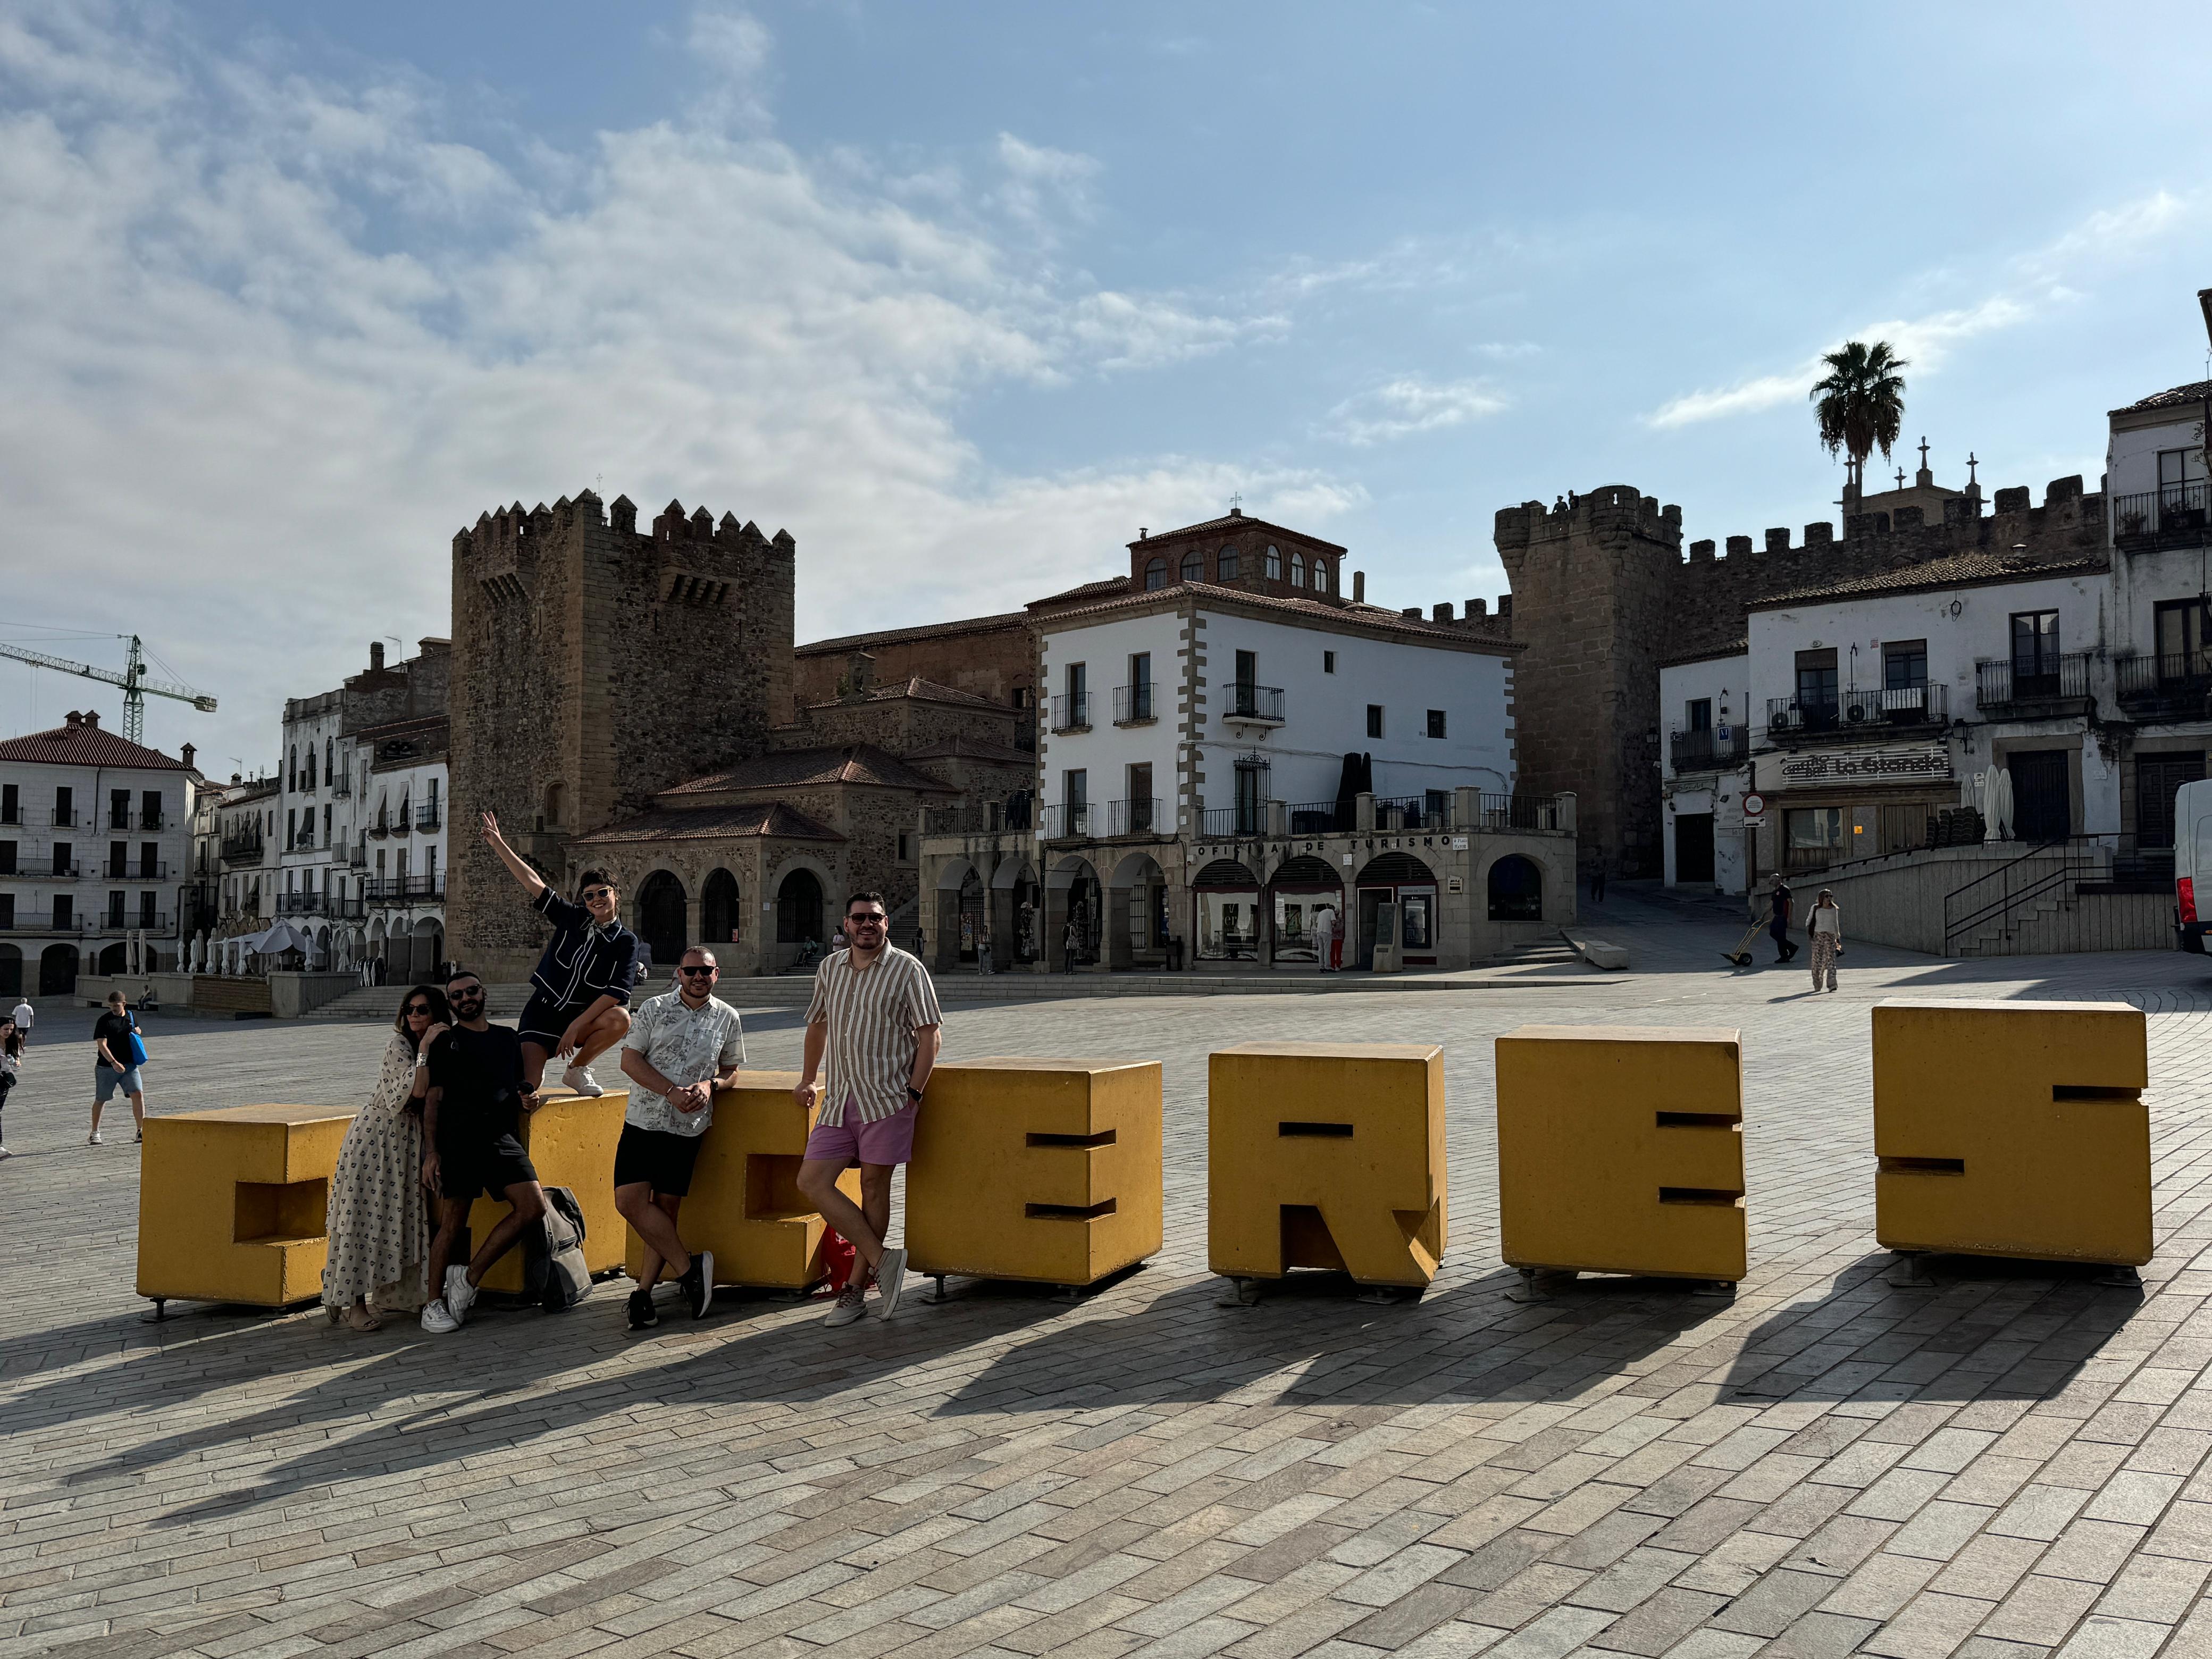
[343,1304,382,1333]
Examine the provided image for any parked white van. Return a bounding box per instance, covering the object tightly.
[2175,778,2212,952]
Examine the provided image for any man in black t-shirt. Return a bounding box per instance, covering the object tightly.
[420,969,548,1334]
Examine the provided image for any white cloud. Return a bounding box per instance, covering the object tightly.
[1644,191,2188,431]
[1326,376,1509,446]
[0,1,1308,765]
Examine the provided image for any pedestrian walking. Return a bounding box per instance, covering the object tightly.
[480,812,637,1096]
[614,946,745,1330]
[419,969,549,1334]
[0,1017,19,1158]
[794,891,943,1328]
[90,989,147,1144]
[1808,889,1843,992]
[1588,860,1607,903]
[322,985,449,1330]
[10,994,31,1047]
[1767,876,1798,962]
[1314,904,1337,973]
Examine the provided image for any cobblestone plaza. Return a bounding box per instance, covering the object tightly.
[6,891,2212,1659]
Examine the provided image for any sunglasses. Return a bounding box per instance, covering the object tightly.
[582,888,615,901]
[847,915,887,927]
[450,987,484,1000]
[404,1003,433,1017]
[678,965,716,977]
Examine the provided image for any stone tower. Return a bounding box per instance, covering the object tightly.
[1494,486,1682,878]
[448,491,797,981]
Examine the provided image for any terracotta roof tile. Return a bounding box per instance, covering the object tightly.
[664,743,958,795]
[1037,581,1522,650]
[805,675,1004,712]
[795,611,1028,656]
[574,801,843,846]
[2112,379,2212,416]
[0,720,191,770]
[1749,549,2108,609]
[1131,513,1348,555]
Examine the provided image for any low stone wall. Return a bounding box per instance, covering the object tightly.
[267,973,362,1018]
[1789,845,2175,957]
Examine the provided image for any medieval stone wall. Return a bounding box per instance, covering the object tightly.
[793,694,1020,755]
[791,620,1033,714]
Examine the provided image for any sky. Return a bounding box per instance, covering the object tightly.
[3,1,2210,771]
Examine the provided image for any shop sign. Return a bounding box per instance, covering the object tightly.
[1776,745,1950,785]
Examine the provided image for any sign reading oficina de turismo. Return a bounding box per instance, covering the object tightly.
[1775,744,1950,785]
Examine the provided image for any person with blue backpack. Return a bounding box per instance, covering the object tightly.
[90,988,148,1145]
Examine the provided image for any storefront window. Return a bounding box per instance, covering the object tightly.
[1198,892,1260,959]
[1785,807,1844,870]
[1401,891,1434,950]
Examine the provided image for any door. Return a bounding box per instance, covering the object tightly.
[2008,750,2071,842]
[1356,886,1390,970]
[2136,753,2206,851]
[1675,812,1715,884]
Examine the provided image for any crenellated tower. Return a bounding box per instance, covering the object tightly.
[448,490,797,979]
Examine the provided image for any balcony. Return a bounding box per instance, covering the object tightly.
[368,815,390,839]
[2116,652,2212,718]
[366,876,446,905]
[105,860,170,880]
[46,809,82,828]
[2113,484,2209,551]
[328,778,351,798]
[922,797,1036,836]
[1037,803,1094,840]
[1472,792,1571,832]
[24,864,81,881]
[103,912,172,933]
[276,891,328,916]
[1374,794,1453,831]
[1050,692,1092,734]
[1219,684,1285,727]
[1112,683,1157,725]
[4,912,86,934]
[221,834,265,865]
[1766,683,1948,743]
[1975,652,2091,715]
[350,843,367,867]
[416,803,442,832]
[1109,797,1166,836]
[392,809,413,837]
[1669,728,1750,773]
[1197,805,1266,838]
[1288,800,1354,834]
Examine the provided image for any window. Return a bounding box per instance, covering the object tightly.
[2159,447,2208,504]
[323,804,332,842]
[324,738,333,780]
[1317,560,1334,594]
[1233,757,1268,836]
[1218,545,1239,580]
[1130,651,1151,690]
[1426,709,1447,739]
[1786,807,1845,869]
[1181,551,1204,582]
[1883,640,1928,689]
[286,808,297,850]
[139,842,157,879]
[0,842,14,875]
[1012,686,1032,709]
[1123,651,1152,723]
[1144,557,1166,590]
[52,841,70,876]
[110,789,129,830]
[141,790,162,830]
[1686,698,1713,732]
[1289,551,1306,588]
[55,785,71,825]
[1,784,15,824]
[897,832,912,862]
[1064,768,1088,835]
[1235,649,1256,692]
[1367,704,1384,739]
[2011,610,2059,677]
[1265,544,1282,580]
[305,747,316,790]
[2154,599,2206,680]
[288,745,296,790]
[139,892,157,927]
[108,840,127,877]
[1322,650,1337,674]
[1794,648,1838,713]
[1126,762,1154,833]
[52,895,71,929]
[107,891,125,926]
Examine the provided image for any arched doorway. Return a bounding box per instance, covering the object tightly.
[957,867,985,963]
[1193,859,1262,962]
[1045,856,1101,970]
[1267,854,1343,967]
[97,942,128,975]
[701,868,741,950]
[1107,851,1168,970]
[0,944,20,999]
[1488,855,1543,922]
[776,867,825,963]
[636,871,689,976]
[413,917,445,981]
[1353,851,1439,968]
[40,944,78,998]
[993,858,1042,967]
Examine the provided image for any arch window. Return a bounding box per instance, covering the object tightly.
[1289,551,1306,588]
[1144,557,1166,591]
[1218,545,1240,579]
[1314,559,1333,594]
[635,870,688,972]
[1487,855,1543,922]
[1181,551,1205,582]
[1264,544,1282,580]
[776,868,825,946]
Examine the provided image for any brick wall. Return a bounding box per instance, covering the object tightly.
[792,621,1034,715]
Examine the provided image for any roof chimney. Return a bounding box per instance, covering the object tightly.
[181,743,196,770]
[1138,527,1147,539]
[1352,571,1365,603]
[370,641,386,671]
[64,710,81,729]
[82,709,99,730]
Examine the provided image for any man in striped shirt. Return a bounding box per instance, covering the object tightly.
[794,891,943,1327]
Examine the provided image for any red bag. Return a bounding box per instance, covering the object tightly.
[819,1229,858,1295]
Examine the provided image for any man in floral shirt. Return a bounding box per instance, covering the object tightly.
[614,946,745,1329]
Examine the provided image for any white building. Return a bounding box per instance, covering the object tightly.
[0,710,199,996]
[214,776,279,933]
[276,686,363,967]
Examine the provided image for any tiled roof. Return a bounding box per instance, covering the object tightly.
[573,801,843,846]
[0,719,191,770]
[1750,550,2108,609]
[663,743,958,796]
[2112,380,2212,416]
[1132,513,1348,555]
[796,611,1028,655]
[901,734,1037,765]
[806,676,1004,712]
[1662,641,1748,668]
[1029,576,1132,611]
[1037,581,1522,650]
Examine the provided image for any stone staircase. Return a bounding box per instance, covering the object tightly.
[303,983,534,1020]
[1951,891,2079,957]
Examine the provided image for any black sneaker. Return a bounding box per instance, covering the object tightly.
[681,1252,714,1319]
[627,1288,659,1330]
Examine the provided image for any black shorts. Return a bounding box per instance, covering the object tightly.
[436,1132,538,1202]
[613,1122,703,1197]
[520,990,614,1052]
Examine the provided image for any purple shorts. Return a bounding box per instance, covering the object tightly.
[803,1096,919,1168]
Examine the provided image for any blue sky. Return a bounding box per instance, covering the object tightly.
[3,1,2209,769]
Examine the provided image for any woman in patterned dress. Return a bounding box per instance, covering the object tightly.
[323,986,450,1330]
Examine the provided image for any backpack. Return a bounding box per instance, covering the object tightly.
[523,1186,593,1311]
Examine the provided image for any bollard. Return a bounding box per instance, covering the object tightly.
[471,1088,627,1293]
[1495,1025,1745,1284]
[1874,999,2150,1268]
[1208,1041,1446,1290]
[137,1104,354,1313]
[622,1071,860,1291]
[907,1058,1163,1290]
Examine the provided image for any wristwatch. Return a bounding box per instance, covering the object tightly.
[906,1085,924,1103]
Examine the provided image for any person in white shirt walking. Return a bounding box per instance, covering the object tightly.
[1808,889,1844,993]
[9,998,31,1049]
[614,946,745,1331]
[794,891,942,1327]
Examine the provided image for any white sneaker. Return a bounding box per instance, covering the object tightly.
[561,1065,604,1097]
[874,1248,908,1321]
[420,1299,459,1334]
[0,1145,12,1159]
[88,1132,102,1145]
[823,1284,868,1327]
[444,1264,477,1323]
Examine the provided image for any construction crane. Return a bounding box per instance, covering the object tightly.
[0,634,217,744]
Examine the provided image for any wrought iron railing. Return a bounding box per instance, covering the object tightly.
[2113,482,2209,539]
[1669,728,1749,771]
[1112,684,1155,724]
[1373,794,1452,830]
[1767,683,1947,734]
[1037,803,1094,840]
[1221,684,1285,722]
[416,803,442,831]
[1050,692,1091,732]
[1110,797,1166,836]
[106,860,169,879]
[1198,805,1264,838]
[2117,652,2212,700]
[1472,793,1569,832]
[1288,800,1353,834]
[1975,652,2089,708]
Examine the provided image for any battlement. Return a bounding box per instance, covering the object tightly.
[1494,485,1683,554]
[1682,475,2099,564]
[454,489,794,558]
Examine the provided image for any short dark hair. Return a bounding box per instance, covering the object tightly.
[845,890,887,917]
[680,945,717,964]
[393,984,452,1035]
[445,967,482,989]
[578,869,616,894]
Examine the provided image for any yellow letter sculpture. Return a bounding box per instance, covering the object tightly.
[473,1087,627,1292]
[1208,1042,1446,1289]
[1874,999,2150,1267]
[137,1104,353,1311]
[1495,1026,1745,1283]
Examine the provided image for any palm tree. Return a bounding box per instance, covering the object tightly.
[1810,340,1908,507]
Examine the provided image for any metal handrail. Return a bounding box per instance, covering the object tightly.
[1975,653,2090,707]
[1111,684,1155,724]
[1222,684,1285,722]
[1050,692,1091,732]
[1941,835,2108,947]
